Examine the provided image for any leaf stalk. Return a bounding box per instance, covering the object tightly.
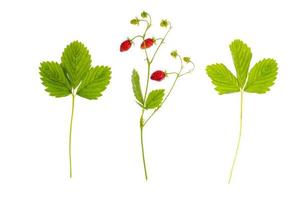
[228,90,244,183]
[69,93,75,178]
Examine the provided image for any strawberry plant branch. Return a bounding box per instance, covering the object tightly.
[139,22,172,181]
[39,41,111,178]
[150,26,172,63]
[206,39,278,183]
[121,12,194,180]
[130,35,144,41]
[139,14,154,181]
[140,22,172,127]
[144,55,195,126]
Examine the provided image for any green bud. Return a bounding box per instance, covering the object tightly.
[160,19,169,28]
[183,57,191,63]
[171,50,178,58]
[130,18,139,25]
[141,11,148,18]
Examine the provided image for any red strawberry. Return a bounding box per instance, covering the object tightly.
[151,70,166,81]
[141,38,154,49]
[120,40,132,52]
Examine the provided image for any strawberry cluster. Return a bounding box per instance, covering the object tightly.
[120,11,195,181]
[119,11,171,82]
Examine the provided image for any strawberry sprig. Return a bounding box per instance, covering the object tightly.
[120,11,195,181]
[206,39,278,183]
[39,41,111,178]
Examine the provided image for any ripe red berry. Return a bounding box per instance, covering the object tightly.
[141,38,154,49]
[120,40,132,52]
[151,70,166,81]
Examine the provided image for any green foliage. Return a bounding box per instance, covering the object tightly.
[145,89,165,109]
[61,41,92,88]
[206,63,240,94]
[40,41,111,100]
[206,40,278,183]
[244,59,278,93]
[40,41,112,178]
[131,69,144,105]
[206,39,278,95]
[77,66,111,99]
[229,39,252,87]
[39,61,72,97]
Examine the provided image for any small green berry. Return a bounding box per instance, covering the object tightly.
[141,11,148,18]
[183,57,191,63]
[130,18,139,25]
[171,50,178,58]
[160,19,169,28]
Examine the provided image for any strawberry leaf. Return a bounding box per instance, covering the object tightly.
[244,59,278,93]
[145,89,165,109]
[39,61,71,97]
[229,39,252,87]
[206,63,240,94]
[77,66,111,100]
[131,69,144,105]
[61,41,92,88]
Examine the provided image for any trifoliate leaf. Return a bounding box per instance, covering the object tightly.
[39,61,71,97]
[244,59,278,93]
[229,39,252,87]
[61,41,92,88]
[206,63,240,94]
[77,66,111,100]
[145,89,165,109]
[131,69,144,105]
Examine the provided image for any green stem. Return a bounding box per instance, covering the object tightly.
[137,20,171,181]
[140,122,148,180]
[150,26,172,64]
[144,73,180,126]
[69,94,75,178]
[138,22,151,181]
[228,90,244,184]
[130,35,143,41]
[144,55,183,126]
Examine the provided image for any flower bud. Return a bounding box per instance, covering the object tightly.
[183,57,191,63]
[160,19,169,28]
[170,50,178,58]
[141,11,148,18]
[130,18,139,25]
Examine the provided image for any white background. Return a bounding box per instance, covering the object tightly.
[0,0,301,199]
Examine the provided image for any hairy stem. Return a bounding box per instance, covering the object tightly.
[144,73,180,126]
[140,122,148,180]
[137,20,171,181]
[144,55,183,126]
[138,22,151,181]
[150,26,172,64]
[69,94,75,178]
[228,90,244,184]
